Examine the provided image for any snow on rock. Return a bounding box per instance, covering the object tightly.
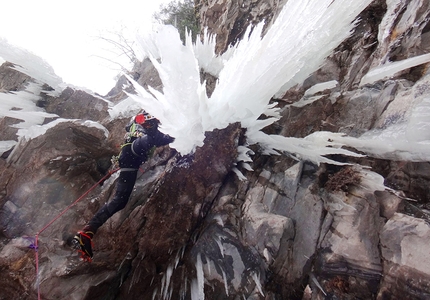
[0,39,64,95]
[0,140,16,156]
[378,0,427,49]
[81,120,109,138]
[108,96,144,120]
[407,96,430,143]
[14,118,109,142]
[6,117,110,164]
[0,43,67,153]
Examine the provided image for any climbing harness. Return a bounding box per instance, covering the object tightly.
[30,167,119,300]
[111,154,119,168]
[110,122,145,164]
[124,122,144,142]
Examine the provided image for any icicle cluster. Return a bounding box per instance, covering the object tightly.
[125,0,374,172]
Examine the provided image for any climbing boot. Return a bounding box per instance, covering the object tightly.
[71,230,94,261]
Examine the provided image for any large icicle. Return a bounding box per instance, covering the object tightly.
[360,53,430,86]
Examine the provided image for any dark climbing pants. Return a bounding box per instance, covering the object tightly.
[88,170,138,233]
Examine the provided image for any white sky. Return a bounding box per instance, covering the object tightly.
[0,0,172,95]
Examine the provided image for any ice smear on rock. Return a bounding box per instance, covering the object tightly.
[306,71,430,162]
[0,82,58,130]
[0,81,59,155]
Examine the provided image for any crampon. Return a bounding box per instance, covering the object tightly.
[70,231,94,262]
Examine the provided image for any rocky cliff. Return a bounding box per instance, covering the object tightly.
[1,0,430,299]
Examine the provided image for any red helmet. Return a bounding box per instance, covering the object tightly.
[134,111,156,125]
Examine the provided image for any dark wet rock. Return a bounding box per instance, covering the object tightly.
[106,58,162,103]
[196,0,288,53]
[111,123,243,299]
[0,120,115,239]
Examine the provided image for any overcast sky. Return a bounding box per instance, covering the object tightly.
[0,0,172,94]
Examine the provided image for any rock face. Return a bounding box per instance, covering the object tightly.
[0,62,32,92]
[41,87,110,122]
[196,0,289,53]
[1,0,430,300]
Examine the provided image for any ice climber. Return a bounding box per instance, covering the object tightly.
[70,111,174,260]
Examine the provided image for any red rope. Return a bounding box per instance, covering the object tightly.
[33,168,119,300]
[35,234,40,300]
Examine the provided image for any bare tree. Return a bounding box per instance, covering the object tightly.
[91,26,140,74]
[154,0,199,42]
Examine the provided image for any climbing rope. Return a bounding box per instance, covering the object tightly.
[30,168,120,300]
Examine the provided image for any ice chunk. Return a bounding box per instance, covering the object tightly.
[304,80,338,97]
[291,95,325,108]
